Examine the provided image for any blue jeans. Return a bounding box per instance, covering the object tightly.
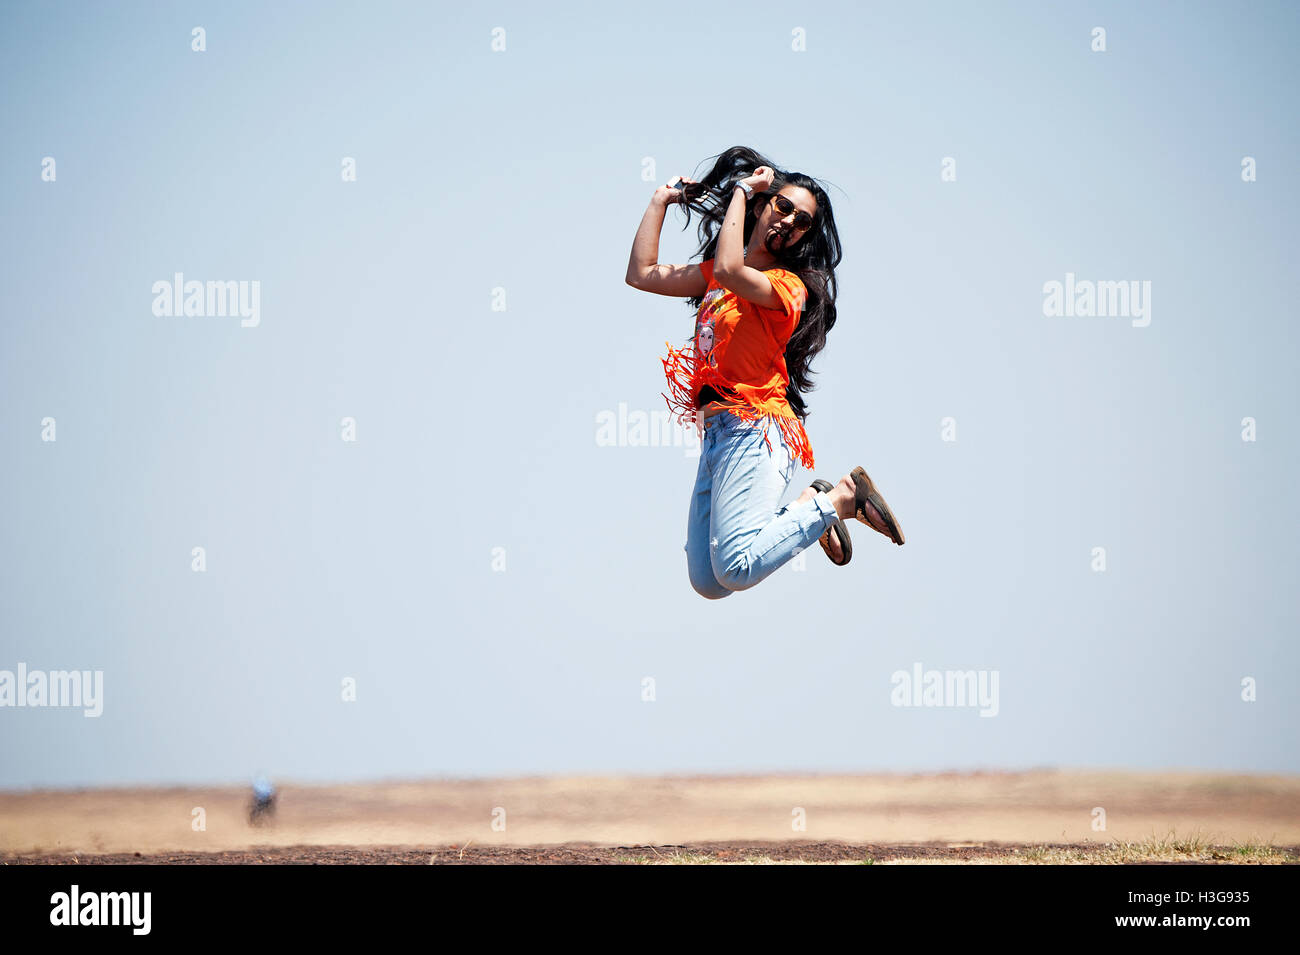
[684,411,839,599]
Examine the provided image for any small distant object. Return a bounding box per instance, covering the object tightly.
[249,776,276,826]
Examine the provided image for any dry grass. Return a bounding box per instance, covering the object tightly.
[620,830,1297,865]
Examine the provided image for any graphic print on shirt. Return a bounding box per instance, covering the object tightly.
[695,287,726,367]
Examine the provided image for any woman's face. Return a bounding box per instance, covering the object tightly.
[761,185,817,252]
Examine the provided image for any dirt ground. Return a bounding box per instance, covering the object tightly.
[0,842,1161,865]
[7,841,1298,865]
[2,770,1297,863]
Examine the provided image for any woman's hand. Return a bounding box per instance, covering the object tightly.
[653,176,698,207]
[740,166,775,193]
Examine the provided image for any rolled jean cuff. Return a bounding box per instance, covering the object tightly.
[812,490,838,525]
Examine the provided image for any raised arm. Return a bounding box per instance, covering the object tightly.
[625,178,709,298]
[711,169,784,310]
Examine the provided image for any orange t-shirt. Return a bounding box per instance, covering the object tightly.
[661,258,815,469]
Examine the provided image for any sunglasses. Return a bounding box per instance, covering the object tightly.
[771,194,814,232]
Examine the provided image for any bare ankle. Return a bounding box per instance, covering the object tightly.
[829,475,856,519]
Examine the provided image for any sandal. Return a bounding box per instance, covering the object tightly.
[850,466,905,545]
[809,479,852,565]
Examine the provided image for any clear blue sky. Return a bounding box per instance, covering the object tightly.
[1,0,1296,788]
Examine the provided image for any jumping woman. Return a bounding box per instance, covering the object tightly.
[625,145,906,600]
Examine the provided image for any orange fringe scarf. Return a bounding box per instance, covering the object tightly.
[661,340,816,471]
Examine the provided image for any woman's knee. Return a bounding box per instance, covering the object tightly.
[710,552,757,593]
[690,574,732,600]
[687,557,733,600]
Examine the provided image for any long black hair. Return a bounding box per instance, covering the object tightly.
[673,145,842,420]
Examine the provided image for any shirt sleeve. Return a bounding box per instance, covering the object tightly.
[764,268,808,336]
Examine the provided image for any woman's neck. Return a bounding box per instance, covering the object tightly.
[743,244,778,271]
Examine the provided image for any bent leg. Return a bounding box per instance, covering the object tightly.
[708,417,838,592]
